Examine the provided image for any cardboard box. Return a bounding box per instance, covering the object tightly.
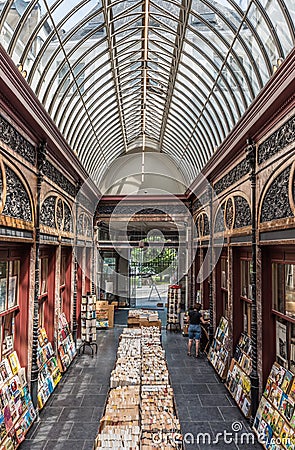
[96,300,109,308]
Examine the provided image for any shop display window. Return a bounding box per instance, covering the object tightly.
[241,259,253,300]
[0,260,20,312]
[272,257,295,371]
[240,258,252,337]
[272,263,295,318]
[221,256,229,319]
[39,257,49,328]
[0,259,20,359]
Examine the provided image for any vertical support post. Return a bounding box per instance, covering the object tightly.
[92,226,97,296]
[72,182,81,345]
[208,182,214,344]
[247,138,259,423]
[189,201,195,308]
[31,141,46,408]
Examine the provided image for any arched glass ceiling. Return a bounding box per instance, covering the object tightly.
[0,0,294,185]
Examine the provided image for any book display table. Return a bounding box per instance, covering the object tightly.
[127,309,161,330]
[94,327,183,449]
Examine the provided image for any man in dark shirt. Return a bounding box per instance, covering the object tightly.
[187,303,209,357]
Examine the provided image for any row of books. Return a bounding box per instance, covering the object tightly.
[0,351,37,449]
[37,328,62,409]
[57,313,76,372]
[208,316,229,379]
[254,362,295,449]
[226,359,251,417]
[225,333,252,418]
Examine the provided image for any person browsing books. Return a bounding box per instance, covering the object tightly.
[187,303,209,358]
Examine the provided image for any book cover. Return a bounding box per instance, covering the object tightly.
[289,377,295,402]
[3,405,13,432]
[264,377,272,398]
[262,400,273,422]
[282,370,293,393]
[8,351,21,375]
[280,395,294,422]
[270,409,281,434]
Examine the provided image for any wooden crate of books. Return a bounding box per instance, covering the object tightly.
[253,361,295,449]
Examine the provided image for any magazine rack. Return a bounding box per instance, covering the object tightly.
[166,285,181,331]
[79,293,98,357]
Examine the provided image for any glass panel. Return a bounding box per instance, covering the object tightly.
[2,312,14,356]
[8,260,19,309]
[272,263,284,314]
[243,301,251,336]
[0,262,7,312]
[221,257,228,289]
[241,260,252,300]
[286,264,295,318]
[40,257,49,295]
[290,322,295,373]
[276,317,288,368]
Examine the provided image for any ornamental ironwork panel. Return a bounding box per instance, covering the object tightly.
[56,198,64,231]
[77,212,93,237]
[43,160,76,197]
[0,115,36,165]
[64,203,73,233]
[2,166,32,221]
[97,204,188,216]
[214,204,225,233]
[196,213,210,238]
[234,196,251,229]
[258,115,295,165]
[225,197,234,230]
[260,166,293,222]
[40,196,56,228]
[214,159,250,195]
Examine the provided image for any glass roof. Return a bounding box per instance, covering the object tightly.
[1,0,294,186]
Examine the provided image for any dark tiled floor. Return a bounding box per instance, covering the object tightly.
[21,327,262,449]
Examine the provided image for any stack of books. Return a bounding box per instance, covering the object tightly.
[95,326,183,449]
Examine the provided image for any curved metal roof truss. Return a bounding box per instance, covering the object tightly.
[1,0,294,186]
